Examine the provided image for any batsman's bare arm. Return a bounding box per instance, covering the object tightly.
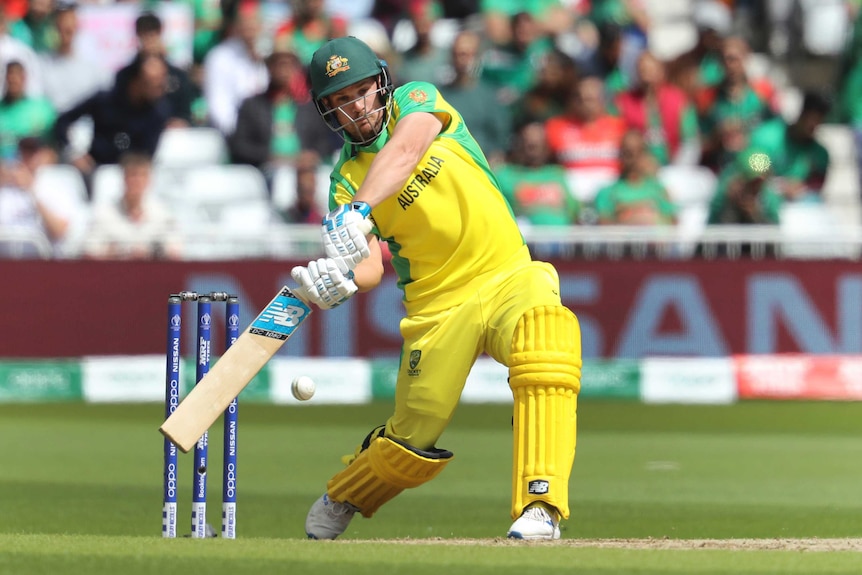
[353,112,444,208]
[353,239,384,292]
[340,112,439,290]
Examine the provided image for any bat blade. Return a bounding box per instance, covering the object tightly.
[159,286,311,452]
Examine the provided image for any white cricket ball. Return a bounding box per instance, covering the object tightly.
[291,375,316,401]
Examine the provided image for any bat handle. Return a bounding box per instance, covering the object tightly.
[291,286,312,306]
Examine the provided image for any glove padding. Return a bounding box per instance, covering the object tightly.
[322,201,373,274]
[291,258,358,310]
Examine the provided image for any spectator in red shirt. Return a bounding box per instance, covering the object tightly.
[615,51,701,166]
[545,76,627,172]
[4,0,28,20]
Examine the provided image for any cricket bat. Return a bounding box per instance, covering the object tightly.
[160,286,312,452]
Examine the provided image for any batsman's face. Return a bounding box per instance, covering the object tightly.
[324,78,385,143]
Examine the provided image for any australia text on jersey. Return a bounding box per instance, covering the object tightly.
[397,156,445,210]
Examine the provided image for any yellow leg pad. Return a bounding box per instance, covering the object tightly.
[327,436,453,518]
[510,305,582,521]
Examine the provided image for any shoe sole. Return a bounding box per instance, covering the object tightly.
[506,531,557,540]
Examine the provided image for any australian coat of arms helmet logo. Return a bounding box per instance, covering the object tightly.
[325,55,350,77]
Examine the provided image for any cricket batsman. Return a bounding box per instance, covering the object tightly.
[291,36,582,540]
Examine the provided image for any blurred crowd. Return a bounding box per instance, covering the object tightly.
[1,0,860,260]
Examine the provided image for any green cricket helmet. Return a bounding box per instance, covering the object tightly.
[310,36,394,145]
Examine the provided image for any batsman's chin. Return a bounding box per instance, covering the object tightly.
[351,126,376,142]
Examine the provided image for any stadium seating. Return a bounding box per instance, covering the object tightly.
[390,17,462,53]
[644,0,697,61]
[658,165,718,208]
[91,163,275,224]
[33,164,88,206]
[0,229,53,259]
[644,0,694,22]
[66,117,94,159]
[270,164,333,216]
[154,165,278,259]
[91,164,124,206]
[153,127,228,168]
[816,124,861,228]
[348,17,394,56]
[91,164,180,206]
[648,21,697,61]
[817,124,856,168]
[658,165,718,255]
[565,167,619,204]
[779,201,859,258]
[32,164,90,258]
[800,0,850,56]
[179,165,273,223]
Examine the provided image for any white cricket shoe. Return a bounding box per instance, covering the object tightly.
[506,503,561,540]
[305,493,357,539]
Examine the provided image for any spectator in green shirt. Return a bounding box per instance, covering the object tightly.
[589,0,650,29]
[496,120,580,257]
[392,0,450,87]
[0,60,55,162]
[8,0,56,53]
[480,11,554,106]
[179,0,224,65]
[747,91,831,201]
[668,0,732,113]
[480,0,573,46]
[708,149,782,224]
[835,3,862,126]
[835,5,862,193]
[593,129,677,225]
[440,30,512,167]
[496,120,579,227]
[699,36,777,173]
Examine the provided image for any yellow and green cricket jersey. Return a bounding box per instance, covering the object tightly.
[328,81,528,311]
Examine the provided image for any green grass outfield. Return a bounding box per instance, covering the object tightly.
[1,401,861,574]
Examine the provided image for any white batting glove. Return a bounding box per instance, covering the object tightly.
[321,201,373,274]
[291,258,358,310]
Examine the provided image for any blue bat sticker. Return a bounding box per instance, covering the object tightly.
[249,287,312,340]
